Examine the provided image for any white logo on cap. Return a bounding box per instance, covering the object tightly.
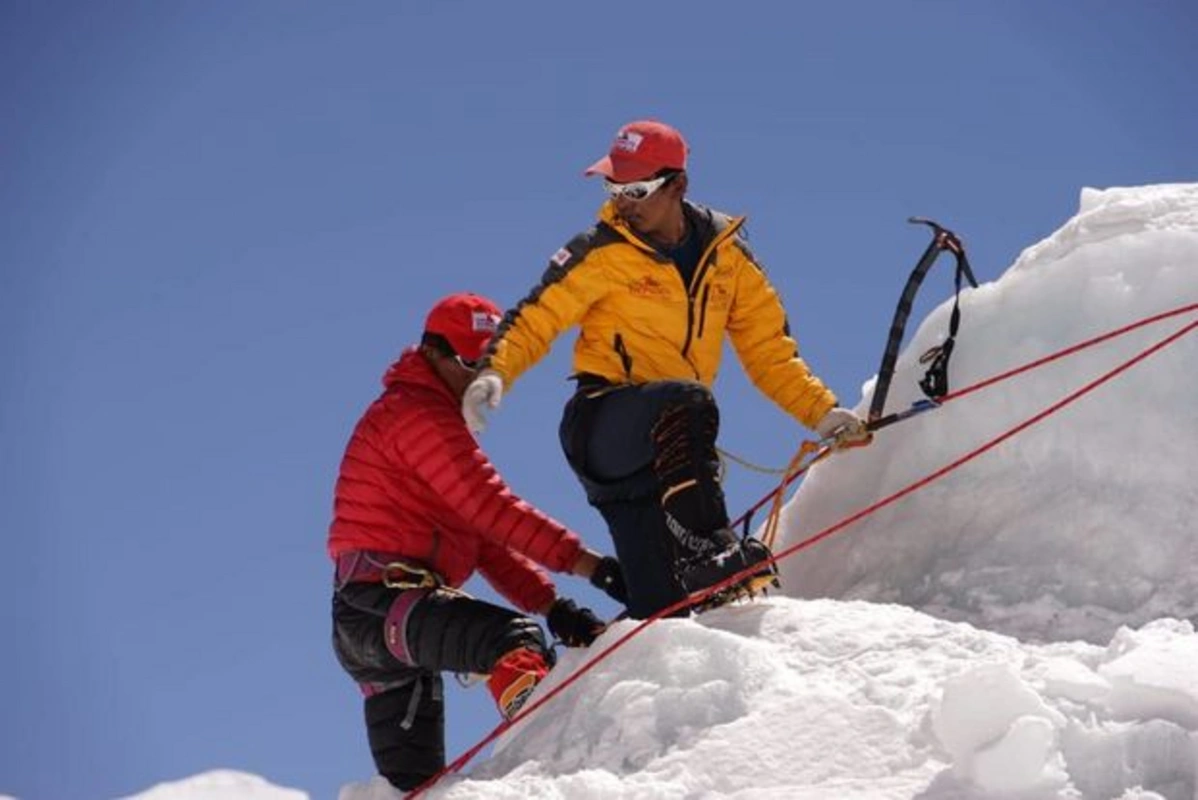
[550,247,572,267]
[472,311,499,333]
[613,130,643,153]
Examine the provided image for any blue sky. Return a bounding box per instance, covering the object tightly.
[2,2,1195,798]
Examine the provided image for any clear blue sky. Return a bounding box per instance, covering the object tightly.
[2,2,1194,798]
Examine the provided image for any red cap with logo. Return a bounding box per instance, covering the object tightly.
[584,120,688,183]
[423,292,502,361]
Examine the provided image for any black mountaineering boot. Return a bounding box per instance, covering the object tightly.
[678,536,779,611]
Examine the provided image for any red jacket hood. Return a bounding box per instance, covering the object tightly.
[382,347,453,400]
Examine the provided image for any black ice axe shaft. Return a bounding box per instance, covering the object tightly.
[867,218,978,429]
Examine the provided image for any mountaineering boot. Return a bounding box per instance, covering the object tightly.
[677,536,779,611]
[487,648,550,719]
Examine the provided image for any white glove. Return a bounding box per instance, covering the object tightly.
[462,370,504,433]
[814,406,871,448]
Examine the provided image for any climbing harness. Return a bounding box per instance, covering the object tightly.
[333,551,443,590]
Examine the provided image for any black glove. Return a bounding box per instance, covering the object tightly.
[589,556,628,605]
[546,598,605,647]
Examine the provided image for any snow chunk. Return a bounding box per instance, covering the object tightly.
[931,662,1065,786]
[1040,656,1112,705]
[971,715,1068,794]
[1101,620,1198,729]
[1062,719,1196,800]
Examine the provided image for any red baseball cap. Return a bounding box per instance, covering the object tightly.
[584,120,688,183]
[423,292,502,361]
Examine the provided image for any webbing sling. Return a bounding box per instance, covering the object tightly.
[869,218,978,421]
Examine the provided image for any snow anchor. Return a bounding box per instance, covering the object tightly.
[868,218,978,423]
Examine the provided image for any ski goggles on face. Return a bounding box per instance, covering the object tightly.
[602,173,672,202]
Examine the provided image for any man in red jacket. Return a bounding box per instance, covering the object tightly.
[329,292,625,792]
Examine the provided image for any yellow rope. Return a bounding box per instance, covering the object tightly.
[717,441,832,549]
[716,446,791,477]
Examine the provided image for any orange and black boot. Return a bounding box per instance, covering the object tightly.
[487,648,550,720]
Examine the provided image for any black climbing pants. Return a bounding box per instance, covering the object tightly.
[559,378,733,619]
[331,581,550,790]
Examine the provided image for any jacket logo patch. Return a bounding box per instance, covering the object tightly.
[708,283,732,311]
[550,247,572,267]
[628,276,670,298]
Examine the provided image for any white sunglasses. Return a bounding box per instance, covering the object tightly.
[602,173,674,201]
[454,354,483,371]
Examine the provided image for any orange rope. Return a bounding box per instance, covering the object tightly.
[760,441,824,550]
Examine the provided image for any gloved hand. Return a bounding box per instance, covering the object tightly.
[589,556,628,605]
[814,406,872,449]
[462,369,504,433]
[546,598,605,647]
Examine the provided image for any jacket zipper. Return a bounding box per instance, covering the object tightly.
[697,285,710,340]
[613,211,743,375]
[680,219,741,360]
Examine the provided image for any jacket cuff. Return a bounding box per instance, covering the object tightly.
[803,393,839,431]
[551,532,584,574]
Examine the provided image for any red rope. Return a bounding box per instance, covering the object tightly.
[732,301,1198,529]
[408,307,1198,797]
[776,315,1198,563]
[942,301,1198,404]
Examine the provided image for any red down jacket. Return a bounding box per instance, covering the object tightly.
[328,348,582,613]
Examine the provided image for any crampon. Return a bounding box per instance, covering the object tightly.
[678,537,779,613]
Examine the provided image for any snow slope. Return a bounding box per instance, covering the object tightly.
[341,600,1198,800]
[115,184,1198,799]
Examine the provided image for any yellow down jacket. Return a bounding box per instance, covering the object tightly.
[484,201,837,429]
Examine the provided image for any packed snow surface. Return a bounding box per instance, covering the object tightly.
[334,601,1198,800]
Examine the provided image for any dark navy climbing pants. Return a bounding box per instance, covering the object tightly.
[559,378,730,619]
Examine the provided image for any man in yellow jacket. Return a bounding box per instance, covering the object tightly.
[463,120,868,618]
